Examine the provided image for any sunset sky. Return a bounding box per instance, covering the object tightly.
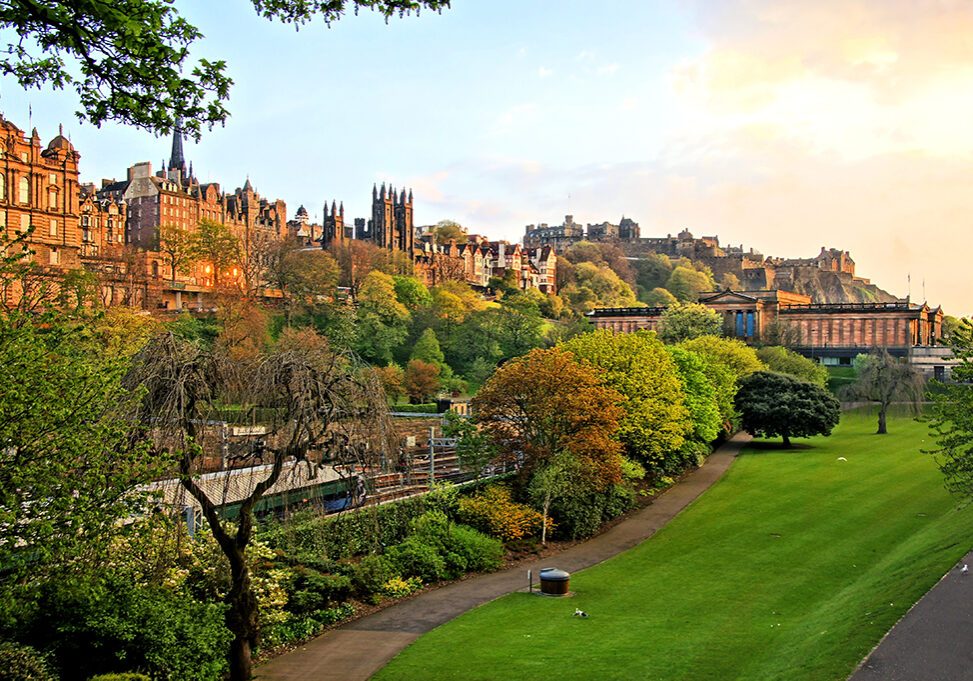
[3,1,971,315]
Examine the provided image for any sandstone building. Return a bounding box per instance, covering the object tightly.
[587,288,946,373]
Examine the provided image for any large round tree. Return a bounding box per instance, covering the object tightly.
[734,371,840,447]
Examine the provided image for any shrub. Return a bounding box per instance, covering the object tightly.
[350,554,397,600]
[88,675,151,681]
[259,475,513,562]
[549,484,636,540]
[380,511,504,582]
[13,577,230,681]
[457,486,548,542]
[261,604,355,649]
[387,536,448,582]
[446,524,504,572]
[0,642,56,681]
[285,569,352,615]
[391,403,438,414]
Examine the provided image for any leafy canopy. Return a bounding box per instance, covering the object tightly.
[2,0,449,137]
[734,371,840,447]
[472,347,624,488]
[756,345,828,387]
[657,302,722,344]
[561,330,691,473]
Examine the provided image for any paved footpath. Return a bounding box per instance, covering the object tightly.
[255,433,750,681]
[848,547,973,681]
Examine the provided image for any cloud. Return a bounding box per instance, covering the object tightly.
[598,63,620,76]
[538,66,553,78]
[490,103,537,136]
[671,0,973,159]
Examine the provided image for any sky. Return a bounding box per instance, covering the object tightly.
[2,0,972,316]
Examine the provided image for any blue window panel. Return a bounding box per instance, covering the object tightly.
[736,311,744,337]
[747,311,755,336]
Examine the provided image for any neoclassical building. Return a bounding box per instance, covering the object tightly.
[587,288,945,368]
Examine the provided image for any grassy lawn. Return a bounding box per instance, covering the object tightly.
[374,410,973,681]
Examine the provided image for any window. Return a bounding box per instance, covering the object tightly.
[49,173,56,185]
[0,212,5,228]
[20,214,29,232]
[49,219,57,237]
[49,248,59,265]
[48,188,56,210]
[20,152,27,162]
[0,173,5,200]
[18,176,29,204]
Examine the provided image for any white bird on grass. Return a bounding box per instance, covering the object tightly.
[573,609,588,617]
[837,457,847,462]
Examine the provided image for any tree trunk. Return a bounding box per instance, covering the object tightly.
[541,491,550,545]
[877,404,888,434]
[782,433,791,448]
[225,547,259,681]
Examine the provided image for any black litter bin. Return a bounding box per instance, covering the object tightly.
[539,567,570,595]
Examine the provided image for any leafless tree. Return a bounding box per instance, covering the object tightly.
[125,328,394,681]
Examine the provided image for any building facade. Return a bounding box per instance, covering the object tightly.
[587,288,944,367]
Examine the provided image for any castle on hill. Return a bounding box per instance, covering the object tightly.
[524,216,897,305]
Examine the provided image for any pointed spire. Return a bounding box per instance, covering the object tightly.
[408,189,413,203]
[324,201,330,217]
[331,200,337,215]
[243,176,253,192]
[188,161,194,178]
[373,183,378,200]
[380,183,386,199]
[340,201,344,217]
[58,123,63,136]
[169,117,186,174]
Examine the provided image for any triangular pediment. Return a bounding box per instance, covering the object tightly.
[698,289,759,304]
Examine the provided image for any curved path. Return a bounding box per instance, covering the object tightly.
[255,433,751,681]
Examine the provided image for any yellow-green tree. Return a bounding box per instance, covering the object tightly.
[680,335,766,424]
[562,329,692,472]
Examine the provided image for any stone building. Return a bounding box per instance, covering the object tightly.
[103,127,287,308]
[587,288,945,367]
[0,118,83,284]
[0,114,154,309]
[350,183,414,254]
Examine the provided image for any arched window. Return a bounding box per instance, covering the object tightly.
[0,173,6,200]
[18,176,29,204]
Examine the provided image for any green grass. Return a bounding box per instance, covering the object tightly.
[374,411,973,681]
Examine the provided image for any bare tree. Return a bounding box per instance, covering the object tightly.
[125,329,394,681]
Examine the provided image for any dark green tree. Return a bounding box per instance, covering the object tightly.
[735,371,840,447]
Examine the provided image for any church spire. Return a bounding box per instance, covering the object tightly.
[168,117,186,174]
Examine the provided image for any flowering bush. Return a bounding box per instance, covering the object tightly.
[457,485,553,542]
[381,576,423,598]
